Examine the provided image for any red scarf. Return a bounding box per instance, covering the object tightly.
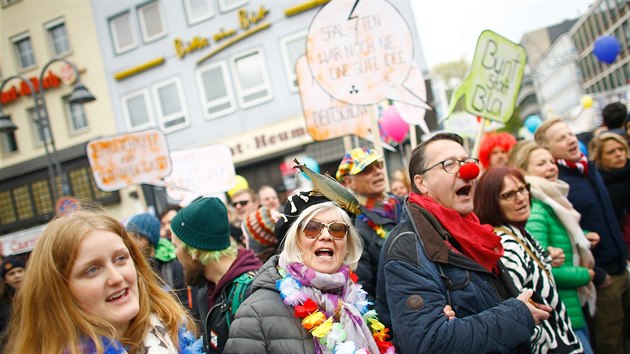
[556,153,589,175]
[409,193,504,273]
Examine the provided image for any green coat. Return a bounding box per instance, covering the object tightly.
[526,198,591,330]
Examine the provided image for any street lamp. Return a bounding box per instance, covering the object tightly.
[0,58,96,203]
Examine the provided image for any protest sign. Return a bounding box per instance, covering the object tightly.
[164,145,235,206]
[393,62,430,135]
[305,0,430,108]
[447,30,526,122]
[87,129,170,192]
[296,55,371,141]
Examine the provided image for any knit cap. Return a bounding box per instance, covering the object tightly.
[126,213,161,247]
[335,148,382,181]
[1,256,25,279]
[243,207,280,248]
[170,197,230,251]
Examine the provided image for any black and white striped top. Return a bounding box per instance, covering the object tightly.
[495,224,583,354]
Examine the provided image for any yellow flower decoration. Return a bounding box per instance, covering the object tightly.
[303,311,326,330]
[312,317,333,338]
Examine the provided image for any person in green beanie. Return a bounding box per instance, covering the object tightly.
[171,197,262,354]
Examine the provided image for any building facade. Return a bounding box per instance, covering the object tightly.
[89,0,429,211]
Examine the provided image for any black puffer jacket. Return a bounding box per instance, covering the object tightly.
[224,255,315,354]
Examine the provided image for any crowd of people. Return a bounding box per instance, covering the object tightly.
[0,102,630,354]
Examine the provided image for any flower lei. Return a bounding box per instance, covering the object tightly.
[276,268,395,354]
[357,215,388,239]
[78,326,203,354]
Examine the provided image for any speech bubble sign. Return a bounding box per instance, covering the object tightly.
[296,55,371,141]
[393,62,430,135]
[306,0,430,108]
[164,145,235,206]
[87,129,171,192]
[447,30,526,123]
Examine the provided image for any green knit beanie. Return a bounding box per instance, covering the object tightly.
[170,197,230,251]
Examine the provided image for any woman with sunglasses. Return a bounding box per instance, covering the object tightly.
[475,167,583,354]
[509,141,598,353]
[224,186,399,353]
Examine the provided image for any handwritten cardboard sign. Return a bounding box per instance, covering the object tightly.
[296,55,371,141]
[447,30,526,122]
[305,0,429,108]
[87,129,171,192]
[164,145,235,206]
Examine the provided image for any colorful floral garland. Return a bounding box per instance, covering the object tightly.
[358,215,388,239]
[276,268,395,354]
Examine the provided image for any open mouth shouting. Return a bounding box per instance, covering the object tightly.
[456,185,473,199]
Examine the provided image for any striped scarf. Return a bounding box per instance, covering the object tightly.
[556,154,589,175]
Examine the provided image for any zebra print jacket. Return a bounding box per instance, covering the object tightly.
[495,224,583,354]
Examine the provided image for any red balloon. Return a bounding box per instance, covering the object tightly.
[459,162,480,180]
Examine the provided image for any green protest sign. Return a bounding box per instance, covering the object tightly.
[447,30,526,122]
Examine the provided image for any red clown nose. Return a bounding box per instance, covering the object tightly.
[459,162,480,180]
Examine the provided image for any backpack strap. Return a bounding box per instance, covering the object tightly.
[225,271,256,328]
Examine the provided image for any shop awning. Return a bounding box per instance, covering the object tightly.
[0,224,47,256]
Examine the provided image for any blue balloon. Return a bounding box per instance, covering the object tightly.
[524,114,543,133]
[593,35,620,64]
[578,140,588,157]
[300,157,320,181]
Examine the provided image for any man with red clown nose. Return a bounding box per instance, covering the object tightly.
[376,132,551,353]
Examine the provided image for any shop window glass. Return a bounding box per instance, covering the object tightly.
[13,185,33,220]
[137,1,167,42]
[152,77,189,132]
[196,61,236,120]
[31,179,53,215]
[122,90,153,130]
[184,0,215,24]
[0,191,16,225]
[280,30,307,92]
[230,48,273,108]
[109,11,137,54]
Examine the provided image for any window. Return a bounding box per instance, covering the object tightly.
[280,30,307,92]
[122,90,154,130]
[230,48,273,108]
[183,0,215,25]
[1,132,18,154]
[109,11,137,54]
[31,179,53,215]
[12,33,36,70]
[152,77,189,132]
[46,19,71,57]
[29,107,52,146]
[137,1,167,43]
[64,96,88,133]
[196,61,236,120]
[218,0,247,13]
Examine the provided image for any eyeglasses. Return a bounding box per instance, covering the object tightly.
[301,220,349,240]
[357,160,384,175]
[500,183,531,201]
[421,158,479,174]
[231,200,250,208]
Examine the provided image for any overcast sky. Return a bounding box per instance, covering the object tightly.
[412,0,593,69]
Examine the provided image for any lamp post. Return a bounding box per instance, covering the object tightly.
[0,58,96,203]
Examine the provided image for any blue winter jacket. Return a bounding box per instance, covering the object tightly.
[376,201,534,354]
[558,163,627,275]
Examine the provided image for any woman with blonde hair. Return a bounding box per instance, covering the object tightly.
[3,207,201,354]
[509,141,598,353]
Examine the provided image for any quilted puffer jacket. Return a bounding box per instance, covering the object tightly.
[224,255,315,354]
[376,201,534,354]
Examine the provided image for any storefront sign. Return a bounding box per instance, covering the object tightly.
[174,36,210,59]
[0,224,47,256]
[0,71,62,104]
[216,117,313,164]
[87,129,171,191]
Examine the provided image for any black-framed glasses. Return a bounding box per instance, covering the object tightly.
[301,220,349,240]
[231,200,250,208]
[421,158,479,175]
[500,183,531,201]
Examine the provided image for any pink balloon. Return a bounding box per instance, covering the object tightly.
[379,106,409,143]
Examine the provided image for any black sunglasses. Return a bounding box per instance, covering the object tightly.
[231,200,250,208]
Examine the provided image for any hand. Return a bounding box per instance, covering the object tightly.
[588,269,595,281]
[586,232,600,248]
[443,305,456,320]
[517,289,551,325]
[598,274,613,289]
[547,247,565,267]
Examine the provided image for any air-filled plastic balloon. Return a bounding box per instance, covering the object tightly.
[524,115,543,133]
[300,157,320,181]
[581,95,593,109]
[593,35,620,64]
[227,175,249,198]
[579,140,588,157]
[379,106,409,143]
